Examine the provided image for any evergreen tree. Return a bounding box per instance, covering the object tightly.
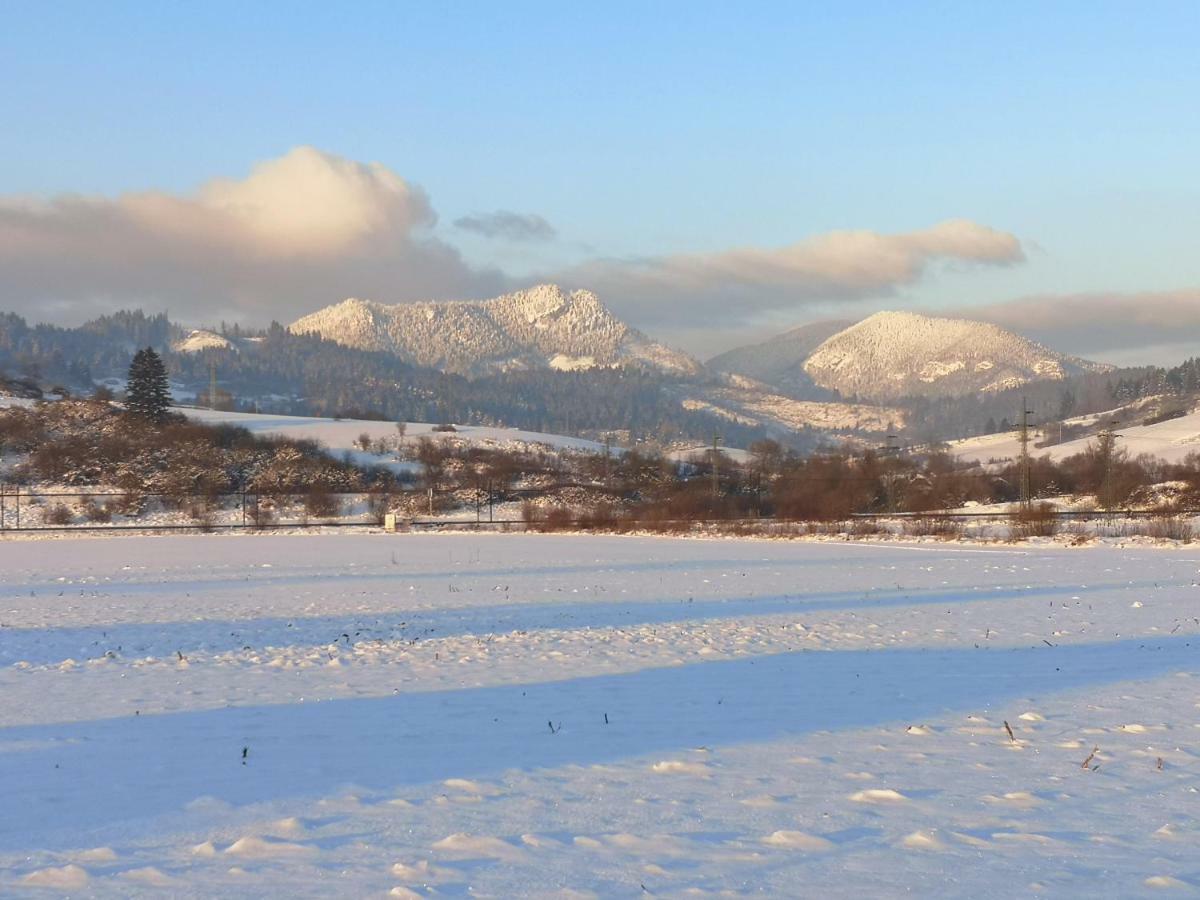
[126,347,171,423]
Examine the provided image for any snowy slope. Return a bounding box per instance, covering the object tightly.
[682,377,905,435]
[3,534,1199,896]
[172,330,235,354]
[804,311,1104,401]
[290,284,701,377]
[707,320,850,395]
[181,407,606,461]
[953,404,1200,465]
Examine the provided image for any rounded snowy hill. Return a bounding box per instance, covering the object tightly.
[289,284,701,378]
[802,310,1107,401]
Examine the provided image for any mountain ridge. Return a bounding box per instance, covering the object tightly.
[712,310,1109,402]
[289,284,701,378]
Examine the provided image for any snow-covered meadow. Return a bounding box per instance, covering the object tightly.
[3,533,1200,896]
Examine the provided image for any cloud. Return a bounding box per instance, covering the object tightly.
[553,219,1024,325]
[0,146,502,324]
[962,289,1200,360]
[454,210,557,242]
[0,147,1024,340]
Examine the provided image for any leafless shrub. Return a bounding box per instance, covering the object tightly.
[848,518,887,537]
[304,484,342,519]
[366,490,394,525]
[531,506,573,532]
[1144,507,1194,542]
[82,498,113,523]
[903,515,963,539]
[577,502,618,531]
[249,497,276,529]
[1009,502,1059,540]
[45,502,73,525]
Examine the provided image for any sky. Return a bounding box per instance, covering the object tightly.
[1,1,1198,364]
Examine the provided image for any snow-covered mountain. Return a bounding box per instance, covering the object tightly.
[714,310,1107,402]
[707,320,851,397]
[172,330,235,354]
[802,311,1106,401]
[289,284,701,378]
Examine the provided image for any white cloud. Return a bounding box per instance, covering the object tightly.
[962,289,1200,359]
[555,219,1024,324]
[0,148,1025,337]
[0,146,500,323]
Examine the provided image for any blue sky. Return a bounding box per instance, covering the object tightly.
[1,2,1198,361]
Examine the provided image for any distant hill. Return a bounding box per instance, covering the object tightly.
[290,284,701,378]
[713,310,1108,402]
[803,311,1108,401]
[707,320,850,397]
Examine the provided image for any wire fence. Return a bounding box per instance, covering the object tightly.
[1,482,1197,534]
[0,484,543,532]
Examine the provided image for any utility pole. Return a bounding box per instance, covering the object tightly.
[209,360,218,410]
[1018,396,1034,509]
[1099,420,1121,508]
[603,433,611,485]
[710,433,721,500]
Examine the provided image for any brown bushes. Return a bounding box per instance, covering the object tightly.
[1143,505,1194,542]
[304,484,342,519]
[45,502,73,525]
[248,497,276,529]
[82,498,114,523]
[902,515,964,539]
[1008,502,1059,540]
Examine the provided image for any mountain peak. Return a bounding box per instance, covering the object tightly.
[803,309,1105,400]
[289,285,700,377]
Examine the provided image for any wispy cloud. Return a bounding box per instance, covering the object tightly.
[961,289,1200,359]
[554,219,1024,325]
[454,210,557,242]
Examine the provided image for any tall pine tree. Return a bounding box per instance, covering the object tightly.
[126,347,171,424]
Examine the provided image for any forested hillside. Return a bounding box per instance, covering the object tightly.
[0,314,775,447]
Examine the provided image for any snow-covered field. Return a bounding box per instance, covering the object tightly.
[181,408,606,455]
[3,533,1200,896]
[953,406,1200,465]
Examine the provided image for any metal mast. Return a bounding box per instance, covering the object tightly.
[1018,397,1034,508]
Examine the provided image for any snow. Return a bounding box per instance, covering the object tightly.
[803,310,1105,401]
[179,407,607,456]
[666,444,753,464]
[548,353,599,372]
[953,405,1200,465]
[3,532,1200,895]
[686,385,906,434]
[173,330,235,354]
[289,284,701,377]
